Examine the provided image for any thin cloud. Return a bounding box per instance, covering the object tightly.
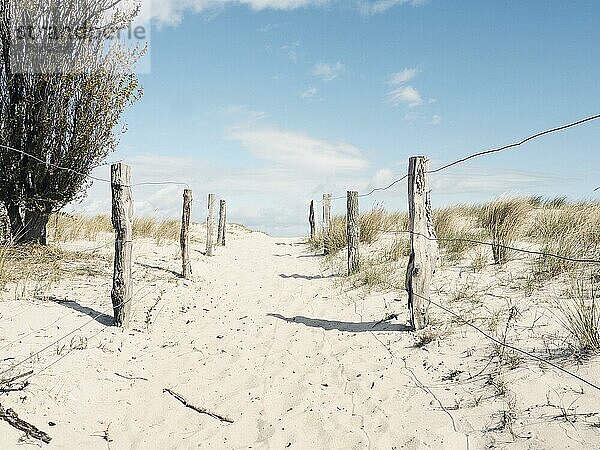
[388,68,418,85]
[358,0,428,15]
[227,126,368,171]
[301,86,318,99]
[140,0,424,25]
[388,86,423,107]
[311,62,346,81]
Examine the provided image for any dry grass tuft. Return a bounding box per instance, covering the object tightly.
[307,207,408,256]
[433,205,484,263]
[479,197,530,264]
[555,276,600,354]
[49,213,180,244]
[0,244,102,297]
[529,203,600,280]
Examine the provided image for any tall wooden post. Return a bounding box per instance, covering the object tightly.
[347,191,359,275]
[206,194,216,256]
[323,193,331,255]
[309,200,316,240]
[111,163,133,328]
[180,189,193,279]
[217,199,227,246]
[405,156,439,331]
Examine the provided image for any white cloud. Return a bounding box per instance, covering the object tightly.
[281,40,301,63]
[430,115,442,125]
[227,126,368,172]
[139,0,423,24]
[140,0,330,25]
[388,85,422,107]
[358,0,428,15]
[385,67,425,107]
[388,68,418,85]
[311,62,346,81]
[301,86,318,99]
[431,168,563,196]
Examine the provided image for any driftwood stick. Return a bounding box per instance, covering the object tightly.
[0,403,52,444]
[163,388,233,424]
[0,370,33,386]
[114,372,148,381]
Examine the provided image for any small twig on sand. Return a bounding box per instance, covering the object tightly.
[163,388,234,424]
[114,372,148,381]
[0,403,52,444]
[372,313,399,328]
[1,370,34,386]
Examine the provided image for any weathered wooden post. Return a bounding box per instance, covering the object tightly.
[322,193,331,255]
[180,189,193,279]
[206,194,216,256]
[347,191,359,275]
[111,163,133,327]
[405,156,439,331]
[217,199,227,246]
[309,200,316,240]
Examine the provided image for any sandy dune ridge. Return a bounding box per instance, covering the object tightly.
[1,224,599,449]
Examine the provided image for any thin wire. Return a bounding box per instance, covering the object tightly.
[12,279,176,387]
[0,144,112,183]
[371,274,600,393]
[412,292,600,393]
[321,113,600,202]
[1,143,191,189]
[0,289,137,379]
[429,114,600,174]
[133,181,191,189]
[377,228,600,264]
[360,175,409,198]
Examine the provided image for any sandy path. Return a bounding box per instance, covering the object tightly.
[1,229,473,449]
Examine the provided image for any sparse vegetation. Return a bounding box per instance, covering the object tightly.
[480,197,530,264]
[530,203,600,280]
[49,213,180,244]
[555,276,600,354]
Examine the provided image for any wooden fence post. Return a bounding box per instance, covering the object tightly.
[323,193,331,255]
[206,193,215,256]
[111,163,133,328]
[405,156,439,331]
[217,199,227,246]
[309,200,316,240]
[347,191,359,275]
[180,189,193,279]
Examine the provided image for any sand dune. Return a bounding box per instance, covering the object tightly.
[1,224,599,449]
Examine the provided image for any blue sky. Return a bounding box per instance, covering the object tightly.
[81,0,600,236]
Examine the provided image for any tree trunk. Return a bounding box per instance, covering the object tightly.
[22,211,49,245]
[5,204,49,245]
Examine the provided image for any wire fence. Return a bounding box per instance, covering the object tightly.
[313,114,600,395]
[0,144,218,390]
[1,113,599,422]
[326,113,600,201]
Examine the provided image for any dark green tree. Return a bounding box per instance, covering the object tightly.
[0,0,143,243]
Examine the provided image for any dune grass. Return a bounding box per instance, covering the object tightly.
[555,276,600,354]
[0,243,102,296]
[479,197,530,264]
[528,203,600,280]
[49,213,180,244]
[307,206,408,255]
[433,206,485,263]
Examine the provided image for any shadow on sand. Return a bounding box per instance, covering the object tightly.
[279,273,337,281]
[47,297,114,326]
[136,262,181,278]
[267,313,411,332]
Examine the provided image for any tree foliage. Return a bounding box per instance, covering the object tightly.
[0,0,143,243]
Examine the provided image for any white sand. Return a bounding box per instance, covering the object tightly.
[1,225,599,449]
